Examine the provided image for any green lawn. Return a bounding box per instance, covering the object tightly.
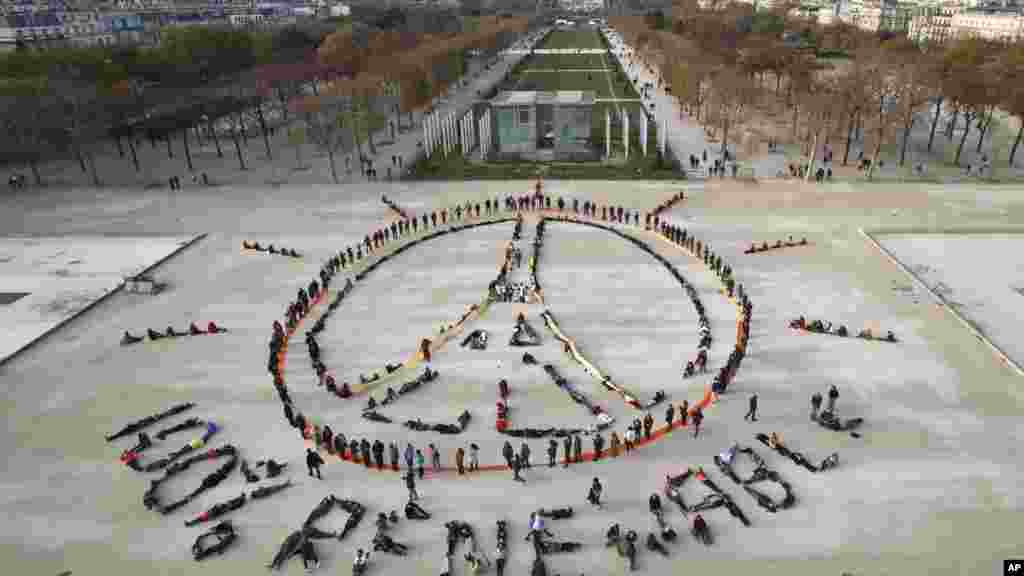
[517,52,609,70]
[535,29,606,50]
[407,28,670,181]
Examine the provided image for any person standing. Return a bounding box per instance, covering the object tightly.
[361,439,372,469]
[692,408,704,438]
[547,439,558,467]
[811,393,823,421]
[624,427,635,454]
[573,435,583,463]
[390,441,400,471]
[609,432,621,457]
[306,448,324,479]
[405,443,415,473]
[404,471,419,501]
[665,403,675,429]
[416,449,426,479]
[563,435,573,468]
[643,412,654,440]
[593,433,604,460]
[512,454,526,483]
[502,441,515,468]
[469,443,480,472]
[744,394,758,422]
[587,478,603,509]
[429,443,441,472]
[373,440,385,470]
[519,442,531,469]
[680,400,689,427]
[456,446,466,475]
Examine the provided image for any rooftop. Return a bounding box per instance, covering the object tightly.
[491,90,597,106]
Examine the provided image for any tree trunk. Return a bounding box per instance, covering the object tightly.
[866,141,882,181]
[29,159,42,185]
[843,112,856,166]
[791,103,799,140]
[115,134,124,157]
[128,138,140,172]
[805,130,818,182]
[232,132,246,170]
[183,128,194,172]
[87,152,100,187]
[166,135,173,158]
[256,105,273,160]
[927,97,942,152]
[295,141,303,170]
[278,88,289,122]
[237,112,248,142]
[1010,122,1023,166]
[78,150,87,173]
[326,142,339,184]
[947,107,958,140]
[954,112,972,165]
[975,107,993,154]
[207,119,223,158]
[899,116,914,167]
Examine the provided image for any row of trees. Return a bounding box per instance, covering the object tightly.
[614,1,1024,176]
[1,12,539,186]
[0,24,333,183]
[290,15,533,182]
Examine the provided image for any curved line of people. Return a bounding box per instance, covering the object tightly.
[649,190,687,219]
[121,321,227,346]
[268,193,751,480]
[240,241,301,258]
[143,444,238,516]
[743,236,809,254]
[789,316,897,342]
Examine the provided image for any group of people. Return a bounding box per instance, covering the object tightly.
[743,236,809,254]
[790,316,897,342]
[121,321,227,345]
[241,241,301,258]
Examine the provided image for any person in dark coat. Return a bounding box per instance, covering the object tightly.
[456,446,466,475]
[573,435,583,463]
[519,442,531,469]
[373,440,386,470]
[691,409,703,438]
[592,433,604,460]
[811,392,823,421]
[680,400,689,426]
[512,454,525,483]
[665,403,675,428]
[547,439,558,467]
[306,448,324,479]
[350,438,360,463]
[502,441,515,468]
[744,394,758,422]
[404,472,419,501]
[361,439,372,469]
[390,442,400,471]
[643,412,655,439]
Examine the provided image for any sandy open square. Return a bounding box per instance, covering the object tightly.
[1,178,1023,576]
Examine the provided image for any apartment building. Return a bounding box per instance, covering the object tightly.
[949,5,1024,39]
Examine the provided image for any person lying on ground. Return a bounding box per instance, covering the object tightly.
[147,328,164,341]
[645,533,668,556]
[384,387,399,404]
[166,325,188,338]
[207,321,227,333]
[121,331,144,346]
[241,459,260,483]
[373,532,409,555]
[255,459,288,478]
[836,325,849,337]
